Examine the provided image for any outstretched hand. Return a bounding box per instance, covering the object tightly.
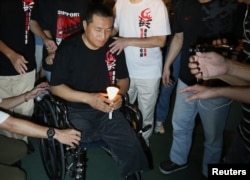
[180,84,220,102]
[189,52,230,80]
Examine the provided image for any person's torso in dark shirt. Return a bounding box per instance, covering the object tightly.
[50,34,128,109]
[0,0,37,75]
[174,0,238,85]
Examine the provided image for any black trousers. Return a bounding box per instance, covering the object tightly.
[68,107,150,177]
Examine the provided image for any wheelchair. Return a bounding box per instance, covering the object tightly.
[33,91,151,180]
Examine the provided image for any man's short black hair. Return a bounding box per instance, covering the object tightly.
[85,3,114,24]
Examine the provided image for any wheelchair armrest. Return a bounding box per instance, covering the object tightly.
[120,93,152,135]
[120,94,143,133]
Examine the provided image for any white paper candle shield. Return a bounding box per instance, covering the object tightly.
[106,86,119,119]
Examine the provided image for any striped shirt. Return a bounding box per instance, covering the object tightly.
[238,5,250,152]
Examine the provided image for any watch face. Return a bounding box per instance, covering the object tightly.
[47,128,55,138]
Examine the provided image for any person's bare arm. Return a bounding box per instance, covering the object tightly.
[180,84,250,104]
[30,20,57,53]
[217,74,250,86]
[0,114,81,147]
[189,51,250,85]
[50,84,114,113]
[0,82,49,109]
[0,40,28,74]
[109,35,167,55]
[110,78,130,109]
[163,32,183,70]
[162,32,183,87]
[224,60,250,84]
[30,20,49,42]
[0,40,18,59]
[116,78,129,95]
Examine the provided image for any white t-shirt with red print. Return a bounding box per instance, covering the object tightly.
[114,0,171,79]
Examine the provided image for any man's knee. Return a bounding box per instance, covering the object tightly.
[0,135,27,165]
[0,164,27,180]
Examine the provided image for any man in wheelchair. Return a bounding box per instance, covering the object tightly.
[49,3,150,180]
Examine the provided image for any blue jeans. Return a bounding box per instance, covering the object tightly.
[44,70,51,82]
[170,79,232,177]
[155,53,181,123]
[67,107,150,177]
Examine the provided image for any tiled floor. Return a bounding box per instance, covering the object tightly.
[22,101,241,180]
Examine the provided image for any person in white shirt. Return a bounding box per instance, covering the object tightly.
[110,0,171,145]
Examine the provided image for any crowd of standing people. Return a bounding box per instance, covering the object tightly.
[0,0,249,180]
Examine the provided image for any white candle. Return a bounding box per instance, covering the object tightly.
[106,86,119,119]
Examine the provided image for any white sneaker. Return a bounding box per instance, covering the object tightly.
[154,124,165,134]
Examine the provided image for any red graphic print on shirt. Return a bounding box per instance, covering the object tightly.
[22,0,34,44]
[139,8,152,57]
[56,10,81,45]
[105,51,116,85]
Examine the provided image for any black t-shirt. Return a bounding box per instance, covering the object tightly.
[174,0,238,85]
[50,34,129,109]
[37,0,92,71]
[0,0,37,75]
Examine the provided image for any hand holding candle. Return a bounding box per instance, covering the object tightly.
[106,86,119,119]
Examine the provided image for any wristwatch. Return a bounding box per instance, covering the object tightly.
[47,127,55,139]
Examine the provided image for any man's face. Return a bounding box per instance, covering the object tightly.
[83,14,113,50]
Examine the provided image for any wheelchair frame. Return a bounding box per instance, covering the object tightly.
[33,92,149,180]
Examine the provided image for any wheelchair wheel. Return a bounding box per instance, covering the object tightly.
[65,147,87,180]
[34,95,66,180]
